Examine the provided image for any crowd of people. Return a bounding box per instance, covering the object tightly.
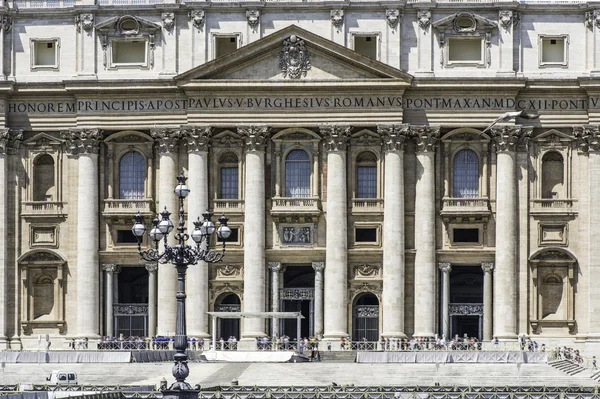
[554,346,584,365]
[96,335,208,350]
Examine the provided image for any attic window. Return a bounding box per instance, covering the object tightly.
[112,40,147,66]
[539,35,568,67]
[31,39,59,70]
[215,35,239,58]
[353,34,378,60]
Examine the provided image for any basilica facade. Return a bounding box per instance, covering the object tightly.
[0,0,599,350]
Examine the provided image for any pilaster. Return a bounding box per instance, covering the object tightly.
[161,12,177,75]
[76,13,95,76]
[416,10,433,77]
[497,10,517,77]
[312,261,325,338]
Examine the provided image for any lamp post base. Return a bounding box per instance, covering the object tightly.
[162,390,200,399]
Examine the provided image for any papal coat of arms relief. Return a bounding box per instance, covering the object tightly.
[279,35,311,79]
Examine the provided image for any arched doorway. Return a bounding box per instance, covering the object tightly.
[352,293,379,341]
[215,293,240,340]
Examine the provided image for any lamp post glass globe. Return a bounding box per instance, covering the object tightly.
[174,173,190,198]
[217,215,232,240]
[158,208,174,234]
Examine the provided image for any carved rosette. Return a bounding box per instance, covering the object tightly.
[268,262,282,273]
[279,35,311,79]
[150,127,181,154]
[386,9,402,30]
[438,262,452,274]
[574,125,600,153]
[312,261,325,273]
[246,10,260,30]
[182,126,211,153]
[417,10,431,31]
[481,262,494,274]
[410,125,440,152]
[378,124,409,152]
[189,10,205,30]
[61,128,101,155]
[76,13,94,33]
[331,10,344,30]
[321,125,350,152]
[238,125,270,152]
[490,126,531,153]
[162,12,175,32]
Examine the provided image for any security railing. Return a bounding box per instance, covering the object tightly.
[212,341,238,351]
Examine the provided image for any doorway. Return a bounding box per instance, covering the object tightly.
[215,293,241,340]
[280,266,314,338]
[448,266,483,340]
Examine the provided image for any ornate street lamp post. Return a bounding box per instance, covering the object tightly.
[132,172,231,394]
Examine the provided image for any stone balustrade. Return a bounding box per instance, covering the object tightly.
[351,198,384,213]
[21,201,66,217]
[213,199,245,214]
[531,199,575,209]
[102,199,153,215]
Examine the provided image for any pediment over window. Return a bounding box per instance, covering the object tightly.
[95,15,161,36]
[433,13,498,35]
[18,250,66,264]
[23,133,64,152]
[530,247,577,264]
[212,130,242,147]
[534,129,573,147]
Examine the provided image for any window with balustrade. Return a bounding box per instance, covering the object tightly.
[541,151,564,199]
[119,151,146,200]
[33,154,55,202]
[356,151,378,199]
[285,149,311,198]
[453,149,479,198]
[219,152,239,200]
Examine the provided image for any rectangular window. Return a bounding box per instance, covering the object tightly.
[117,230,138,244]
[448,38,483,63]
[215,36,238,58]
[31,39,59,69]
[357,166,377,198]
[356,228,377,242]
[112,40,146,65]
[453,228,479,243]
[540,36,567,65]
[220,167,239,199]
[354,36,377,59]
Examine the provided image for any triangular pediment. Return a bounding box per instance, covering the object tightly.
[176,25,412,83]
[433,12,498,34]
[95,15,161,34]
[23,132,63,148]
[534,129,573,146]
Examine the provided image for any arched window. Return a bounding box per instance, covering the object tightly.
[453,149,479,198]
[285,149,310,198]
[542,152,564,199]
[356,151,377,199]
[352,293,379,342]
[219,152,239,199]
[119,152,146,200]
[33,154,55,201]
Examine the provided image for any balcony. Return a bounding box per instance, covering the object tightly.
[530,199,577,216]
[351,198,384,214]
[440,197,491,223]
[21,201,66,218]
[103,199,154,218]
[213,199,245,215]
[11,0,74,8]
[271,197,321,223]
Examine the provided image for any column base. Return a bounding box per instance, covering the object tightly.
[494,333,518,341]
[496,70,516,77]
[237,338,259,351]
[187,332,211,339]
[413,332,436,338]
[381,332,407,339]
[0,335,10,350]
[323,332,349,340]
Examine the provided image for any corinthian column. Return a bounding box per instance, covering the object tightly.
[239,125,270,339]
[481,262,494,341]
[62,128,102,337]
[379,124,408,338]
[312,261,325,337]
[321,125,350,339]
[439,263,451,338]
[0,129,21,348]
[103,264,117,337]
[490,126,530,340]
[183,126,212,338]
[411,125,440,338]
[268,262,282,338]
[146,264,158,338]
[150,127,181,336]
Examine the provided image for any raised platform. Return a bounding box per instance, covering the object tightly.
[356,351,547,363]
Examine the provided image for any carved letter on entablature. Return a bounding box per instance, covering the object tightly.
[182,126,212,153]
[490,126,532,153]
[321,125,350,152]
[574,125,600,153]
[409,125,440,153]
[76,13,94,33]
[417,10,431,32]
[189,10,205,30]
[238,125,270,152]
[386,9,402,30]
[499,10,518,32]
[378,124,409,152]
[61,129,101,155]
[0,129,23,155]
[150,127,181,154]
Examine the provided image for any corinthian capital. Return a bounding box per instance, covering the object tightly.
[574,125,600,153]
[321,125,350,152]
[490,125,532,153]
[61,128,101,155]
[151,127,181,154]
[378,124,409,152]
[182,125,211,153]
[409,125,440,152]
[0,129,23,155]
[238,125,270,152]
